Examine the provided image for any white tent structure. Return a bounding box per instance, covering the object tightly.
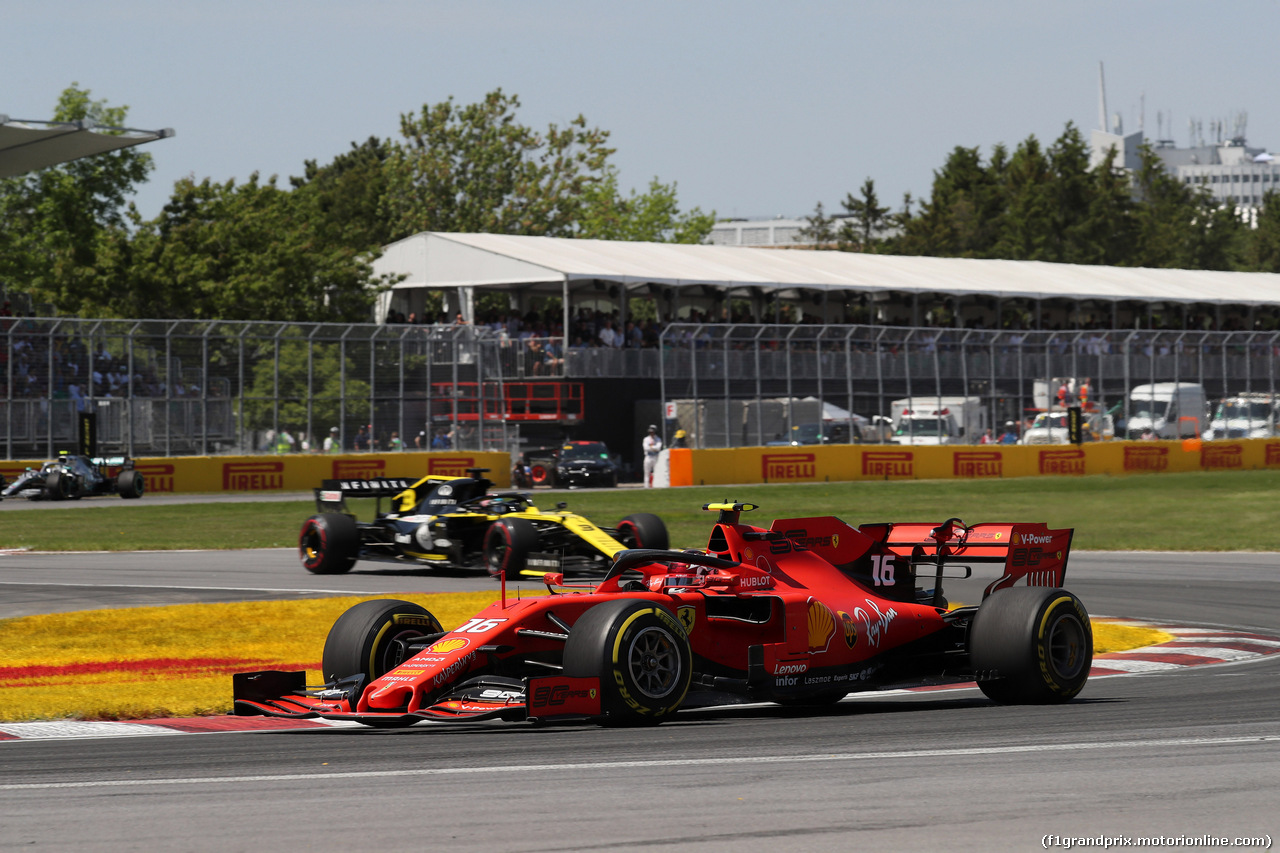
[373,232,1280,330]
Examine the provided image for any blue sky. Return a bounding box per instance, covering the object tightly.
[8,0,1280,224]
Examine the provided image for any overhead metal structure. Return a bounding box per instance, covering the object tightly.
[0,115,174,179]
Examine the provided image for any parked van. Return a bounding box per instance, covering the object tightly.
[1125,383,1208,439]
[1206,393,1280,440]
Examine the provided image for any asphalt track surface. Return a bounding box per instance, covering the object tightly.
[1,540,1278,849]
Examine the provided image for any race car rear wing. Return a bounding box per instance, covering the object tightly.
[315,477,421,512]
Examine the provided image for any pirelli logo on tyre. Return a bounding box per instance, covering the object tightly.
[953,451,1002,478]
[1123,445,1168,472]
[862,451,913,478]
[762,453,815,481]
[222,461,284,491]
[333,459,385,479]
[1038,448,1085,475]
[427,456,475,477]
[134,463,175,493]
[1201,443,1243,469]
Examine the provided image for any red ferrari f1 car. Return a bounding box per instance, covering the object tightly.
[234,502,1092,727]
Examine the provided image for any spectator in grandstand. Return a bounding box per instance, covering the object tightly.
[354,425,371,451]
[387,430,404,451]
[324,426,342,453]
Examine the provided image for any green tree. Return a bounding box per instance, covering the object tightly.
[384,89,615,240]
[240,337,371,435]
[797,201,835,247]
[0,84,155,315]
[896,145,1007,257]
[290,136,395,253]
[1244,191,1280,271]
[1130,145,1243,270]
[838,178,891,252]
[576,167,714,243]
[121,173,388,321]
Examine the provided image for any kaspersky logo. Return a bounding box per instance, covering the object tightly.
[762,453,816,481]
[428,457,476,477]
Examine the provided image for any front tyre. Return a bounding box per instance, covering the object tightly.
[563,600,691,726]
[614,512,669,551]
[969,587,1092,704]
[44,471,72,501]
[299,513,359,574]
[321,599,443,685]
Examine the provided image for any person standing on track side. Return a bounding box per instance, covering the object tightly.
[642,424,662,487]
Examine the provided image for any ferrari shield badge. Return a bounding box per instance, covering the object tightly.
[677,606,696,634]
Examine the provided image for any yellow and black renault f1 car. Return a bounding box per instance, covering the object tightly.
[299,469,667,580]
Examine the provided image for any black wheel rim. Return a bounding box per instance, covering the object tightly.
[627,626,680,699]
[1047,612,1088,681]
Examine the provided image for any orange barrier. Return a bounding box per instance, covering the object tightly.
[0,452,512,494]
[665,439,1280,487]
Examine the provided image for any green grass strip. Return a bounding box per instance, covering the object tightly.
[3,469,1280,552]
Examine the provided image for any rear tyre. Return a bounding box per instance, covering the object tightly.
[483,517,539,581]
[117,470,145,499]
[563,600,691,726]
[614,512,668,551]
[44,471,72,501]
[969,587,1092,704]
[299,513,359,574]
[529,462,555,488]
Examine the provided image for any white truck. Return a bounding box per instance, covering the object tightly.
[1124,383,1208,439]
[1020,409,1115,444]
[889,396,986,445]
[1206,393,1280,440]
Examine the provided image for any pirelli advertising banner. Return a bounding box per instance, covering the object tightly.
[667,439,1280,487]
[0,452,512,495]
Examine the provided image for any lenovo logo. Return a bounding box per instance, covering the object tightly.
[862,451,913,478]
[953,451,1002,478]
[222,461,284,491]
[1038,449,1086,475]
[762,453,816,481]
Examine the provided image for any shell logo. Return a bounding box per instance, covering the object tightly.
[425,637,470,655]
[1012,533,1020,545]
[807,601,836,654]
[744,548,755,560]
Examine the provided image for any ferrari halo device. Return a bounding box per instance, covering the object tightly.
[240,501,1093,728]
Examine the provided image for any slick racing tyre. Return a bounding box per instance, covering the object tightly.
[563,600,691,726]
[44,471,72,501]
[117,470,145,499]
[321,601,444,727]
[969,587,1093,704]
[299,513,359,574]
[484,517,538,581]
[614,512,669,551]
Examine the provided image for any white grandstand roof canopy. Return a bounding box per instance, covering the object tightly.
[0,116,174,179]
[375,231,1280,306]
